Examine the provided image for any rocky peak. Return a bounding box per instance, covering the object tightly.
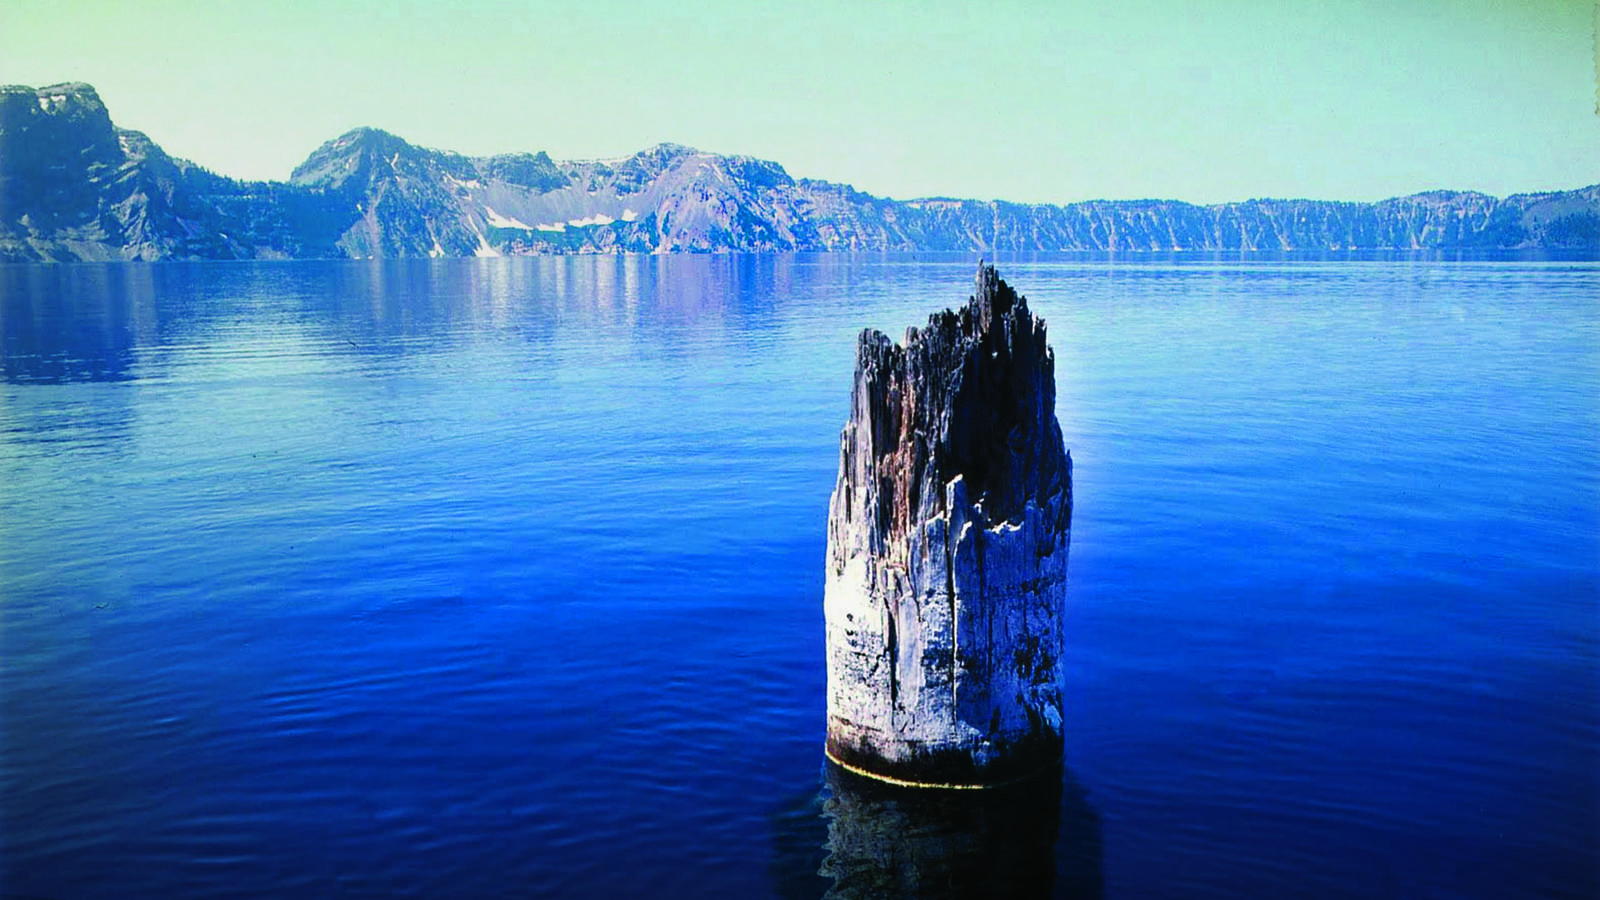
[290,126,425,188]
[601,142,702,195]
[481,150,567,192]
[8,82,112,121]
[0,82,126,232]
[0,82,121,166]
[637,141,699,163]
[114,129,169,164]
[722,154,795,191]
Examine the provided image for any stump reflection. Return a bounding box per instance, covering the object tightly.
[810,760,1101,900]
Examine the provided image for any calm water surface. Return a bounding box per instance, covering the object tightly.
[1,254,1596,899]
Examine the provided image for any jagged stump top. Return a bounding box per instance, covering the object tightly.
[844,264,1071,560]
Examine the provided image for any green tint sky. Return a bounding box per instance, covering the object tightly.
[2,0,1595,203]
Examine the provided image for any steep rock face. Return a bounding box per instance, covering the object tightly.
[480,150,568,193]
[0,83,256,261]
[0,83,122,235]
[824,264,1072,787]
[288,127,488,258]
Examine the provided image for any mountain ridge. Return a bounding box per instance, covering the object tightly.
[2,82,1595,262]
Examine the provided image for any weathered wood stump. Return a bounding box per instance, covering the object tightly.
[824,263,1072,788]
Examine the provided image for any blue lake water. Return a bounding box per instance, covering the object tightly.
[1,253,1596,899]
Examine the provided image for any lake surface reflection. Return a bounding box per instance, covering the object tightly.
[1,253,1596,899]
[799,763,1101,900]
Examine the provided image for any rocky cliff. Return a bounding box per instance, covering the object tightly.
[0,83,254,260]
[3,81,1596,262]
[824,264,1072,787]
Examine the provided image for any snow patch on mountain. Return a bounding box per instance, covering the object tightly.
[484,207,532,229]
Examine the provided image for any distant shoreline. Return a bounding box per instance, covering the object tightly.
[4,82,1597,263]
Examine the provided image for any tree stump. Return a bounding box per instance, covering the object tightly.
[824,263,1073,788]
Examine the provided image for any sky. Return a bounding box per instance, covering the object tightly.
[2,0,1595,204]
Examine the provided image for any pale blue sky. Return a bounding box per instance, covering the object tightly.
[3,0,1595,203]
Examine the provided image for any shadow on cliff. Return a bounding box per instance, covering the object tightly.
[770,760,1103,900]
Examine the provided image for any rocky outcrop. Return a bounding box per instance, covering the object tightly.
[824,264,1072,787]
[0,83,273,261]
